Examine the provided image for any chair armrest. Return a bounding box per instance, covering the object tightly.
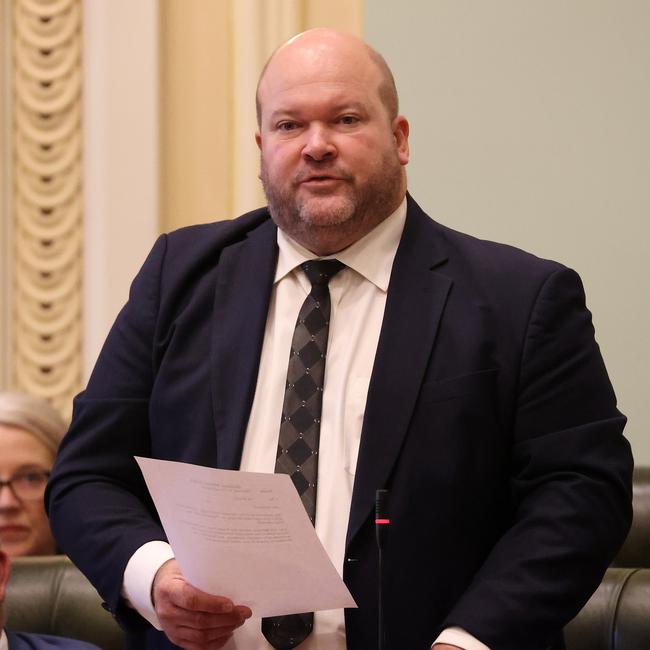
[564,567,650,650]
[5,555,124,650]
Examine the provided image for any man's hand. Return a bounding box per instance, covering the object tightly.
[152,558,252,649]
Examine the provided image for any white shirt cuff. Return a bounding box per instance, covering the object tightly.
[433,626,491,650]
[121,540,175,630]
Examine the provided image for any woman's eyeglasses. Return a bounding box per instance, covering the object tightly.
[0,470,51,500]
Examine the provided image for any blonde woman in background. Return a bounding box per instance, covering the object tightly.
[0,393,66,556]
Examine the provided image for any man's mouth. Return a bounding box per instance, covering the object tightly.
[299,175,345,187]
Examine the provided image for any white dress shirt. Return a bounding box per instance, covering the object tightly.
[0,629,7,650]
[122,199,488,650]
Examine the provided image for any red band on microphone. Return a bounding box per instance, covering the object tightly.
[375,518,390,525]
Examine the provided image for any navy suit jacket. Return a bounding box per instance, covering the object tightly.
[6,631,100,650]
[47,195,632,649]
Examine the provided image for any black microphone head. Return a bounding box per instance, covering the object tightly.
[375,489,388,520]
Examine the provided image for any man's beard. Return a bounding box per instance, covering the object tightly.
[260,152,404,245]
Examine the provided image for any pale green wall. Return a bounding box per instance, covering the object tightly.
[366,1,650,463]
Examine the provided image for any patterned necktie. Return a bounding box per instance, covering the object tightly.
[262,258,345,650]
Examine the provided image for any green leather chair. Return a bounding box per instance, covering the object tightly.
[612,466,650,569]
[5,555,123,650]
[565,567,650,650]
[563,466,650,650]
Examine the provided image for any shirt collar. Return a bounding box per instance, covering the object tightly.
[0,629,8,650]
[275,197,407,292]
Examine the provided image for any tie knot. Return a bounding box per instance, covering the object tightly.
[300,259,345,287]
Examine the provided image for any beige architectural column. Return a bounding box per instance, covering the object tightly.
[230,0,302,216]
[159,0,363,231]
[1,1,11,387]
[2,0,84,418]
[81,0,159,380]
[159,0,232,231]
[305,0,363,32]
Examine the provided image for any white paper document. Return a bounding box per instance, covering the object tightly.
[135,456,357,617]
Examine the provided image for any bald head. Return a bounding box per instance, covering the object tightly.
[254,26,409,254]
[256,28,398,127]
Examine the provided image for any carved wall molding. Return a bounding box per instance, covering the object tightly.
[1,1,11,389]
[11,0,83,417]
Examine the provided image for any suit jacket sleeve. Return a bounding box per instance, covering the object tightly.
[6,631,102,649]
[442,267,633,649]
[46,234,169,629]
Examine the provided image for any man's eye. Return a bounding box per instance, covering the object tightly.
[277,122,298,131]
[339,115,359,125]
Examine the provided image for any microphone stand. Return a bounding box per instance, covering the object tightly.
[375,489,390,650]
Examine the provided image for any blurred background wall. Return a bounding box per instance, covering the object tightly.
[1,0,648,463]
[366,0,650,463]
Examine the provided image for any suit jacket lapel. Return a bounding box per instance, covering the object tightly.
[211,217,278,469]
[347,196,452,548]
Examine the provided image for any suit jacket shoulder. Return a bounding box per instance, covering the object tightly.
[162,206,273,278]
[407,194,566,297]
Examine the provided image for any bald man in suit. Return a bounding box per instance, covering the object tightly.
[47,29,632,650]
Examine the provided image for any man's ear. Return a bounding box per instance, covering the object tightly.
[255,132,263,180]
[392,115,410,165]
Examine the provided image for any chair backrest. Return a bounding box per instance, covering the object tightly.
[5,555,124,650]
[564,568,650,650]
[612,466,650,568]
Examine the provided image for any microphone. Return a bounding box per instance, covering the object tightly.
[376,489,390,650]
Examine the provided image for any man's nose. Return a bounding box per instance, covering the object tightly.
[302,125,336,162]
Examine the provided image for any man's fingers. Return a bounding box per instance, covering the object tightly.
[161,614,243,650]
[165,582,253,623]
[168,604,250,630]
[234,605,253,619]
[157,597,250,625]
[154,562,237,615]
[175,622,242,643]
[166,632,234,650]
[166,615,254,649]
[152,559,253,649]
[172,580,235,614]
